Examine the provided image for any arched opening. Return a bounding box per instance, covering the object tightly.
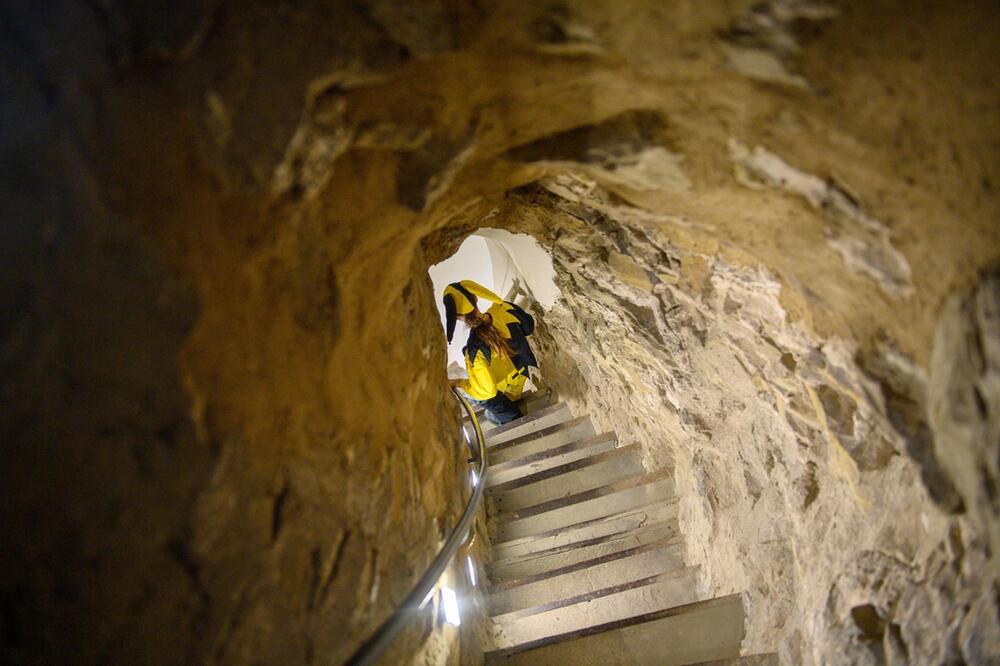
[428,229,559,382]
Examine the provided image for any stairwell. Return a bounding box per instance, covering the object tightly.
[470,393,778,665]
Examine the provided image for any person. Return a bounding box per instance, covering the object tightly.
[443,280,538,424]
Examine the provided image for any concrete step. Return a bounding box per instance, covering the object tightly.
[489,538,685,615]
[485,594,746,665]
[688,655,780,666]
[491,444,644,513]
[493,471,676,543]
[490,497,680,562]
[478,418,497,436]
[467,389,552,419]
[489,416,597,466]
[487,432,617,487]
[520,389,554,414]
[489,519,680,583]
[488,566,701,652]
[486,402,574,447]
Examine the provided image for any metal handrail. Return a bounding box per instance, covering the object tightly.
[345,387,488,666]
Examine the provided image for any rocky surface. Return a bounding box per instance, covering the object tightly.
[507,177,998,663]
[1,1,999,664]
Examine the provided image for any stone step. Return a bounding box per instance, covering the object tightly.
[489,416,597,466]
[490,497,679,562]
[488,566,701,652]
[487,433,617,487]
[493,471,676,542]
[489,519,680,583]
[485,594,746,665]
[486,402,574,447]
[490,444,644,513]
[489,538,685,615]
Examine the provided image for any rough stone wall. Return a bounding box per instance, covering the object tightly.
[1,2,470,663]
[503,179,998,663]
[2,1,999,665]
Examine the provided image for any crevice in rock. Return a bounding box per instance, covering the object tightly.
[505,110,671,168]
[851,603,886,642]
[271,478,290,544]
[798,461,820,510]
[859,345,966,513]
[308,529,351,612]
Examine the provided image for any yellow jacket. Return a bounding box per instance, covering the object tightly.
[459,302,535,401]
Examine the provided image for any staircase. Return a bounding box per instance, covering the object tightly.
[472,393,777,666]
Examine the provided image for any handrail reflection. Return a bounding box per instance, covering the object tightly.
[345,387,488,666]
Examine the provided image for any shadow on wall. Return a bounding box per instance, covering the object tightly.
[428,229,558,369]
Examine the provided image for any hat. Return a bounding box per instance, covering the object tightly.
[442,280,504,342]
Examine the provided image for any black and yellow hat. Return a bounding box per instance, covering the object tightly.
[443,280,504,342]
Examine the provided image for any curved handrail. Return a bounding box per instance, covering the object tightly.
[346,387,488,666]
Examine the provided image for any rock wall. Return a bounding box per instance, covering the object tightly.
[1,1,470,663]
[2,1,999,665]
[501,179,999,663]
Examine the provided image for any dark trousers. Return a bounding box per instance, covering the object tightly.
[474,392,522,425]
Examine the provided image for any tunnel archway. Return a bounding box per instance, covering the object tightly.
[2,1,999,664]
[428,229,558,375]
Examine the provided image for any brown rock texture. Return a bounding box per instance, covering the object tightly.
[1,1,999,665]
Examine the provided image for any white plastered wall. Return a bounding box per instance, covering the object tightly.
[428,230,558,372]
